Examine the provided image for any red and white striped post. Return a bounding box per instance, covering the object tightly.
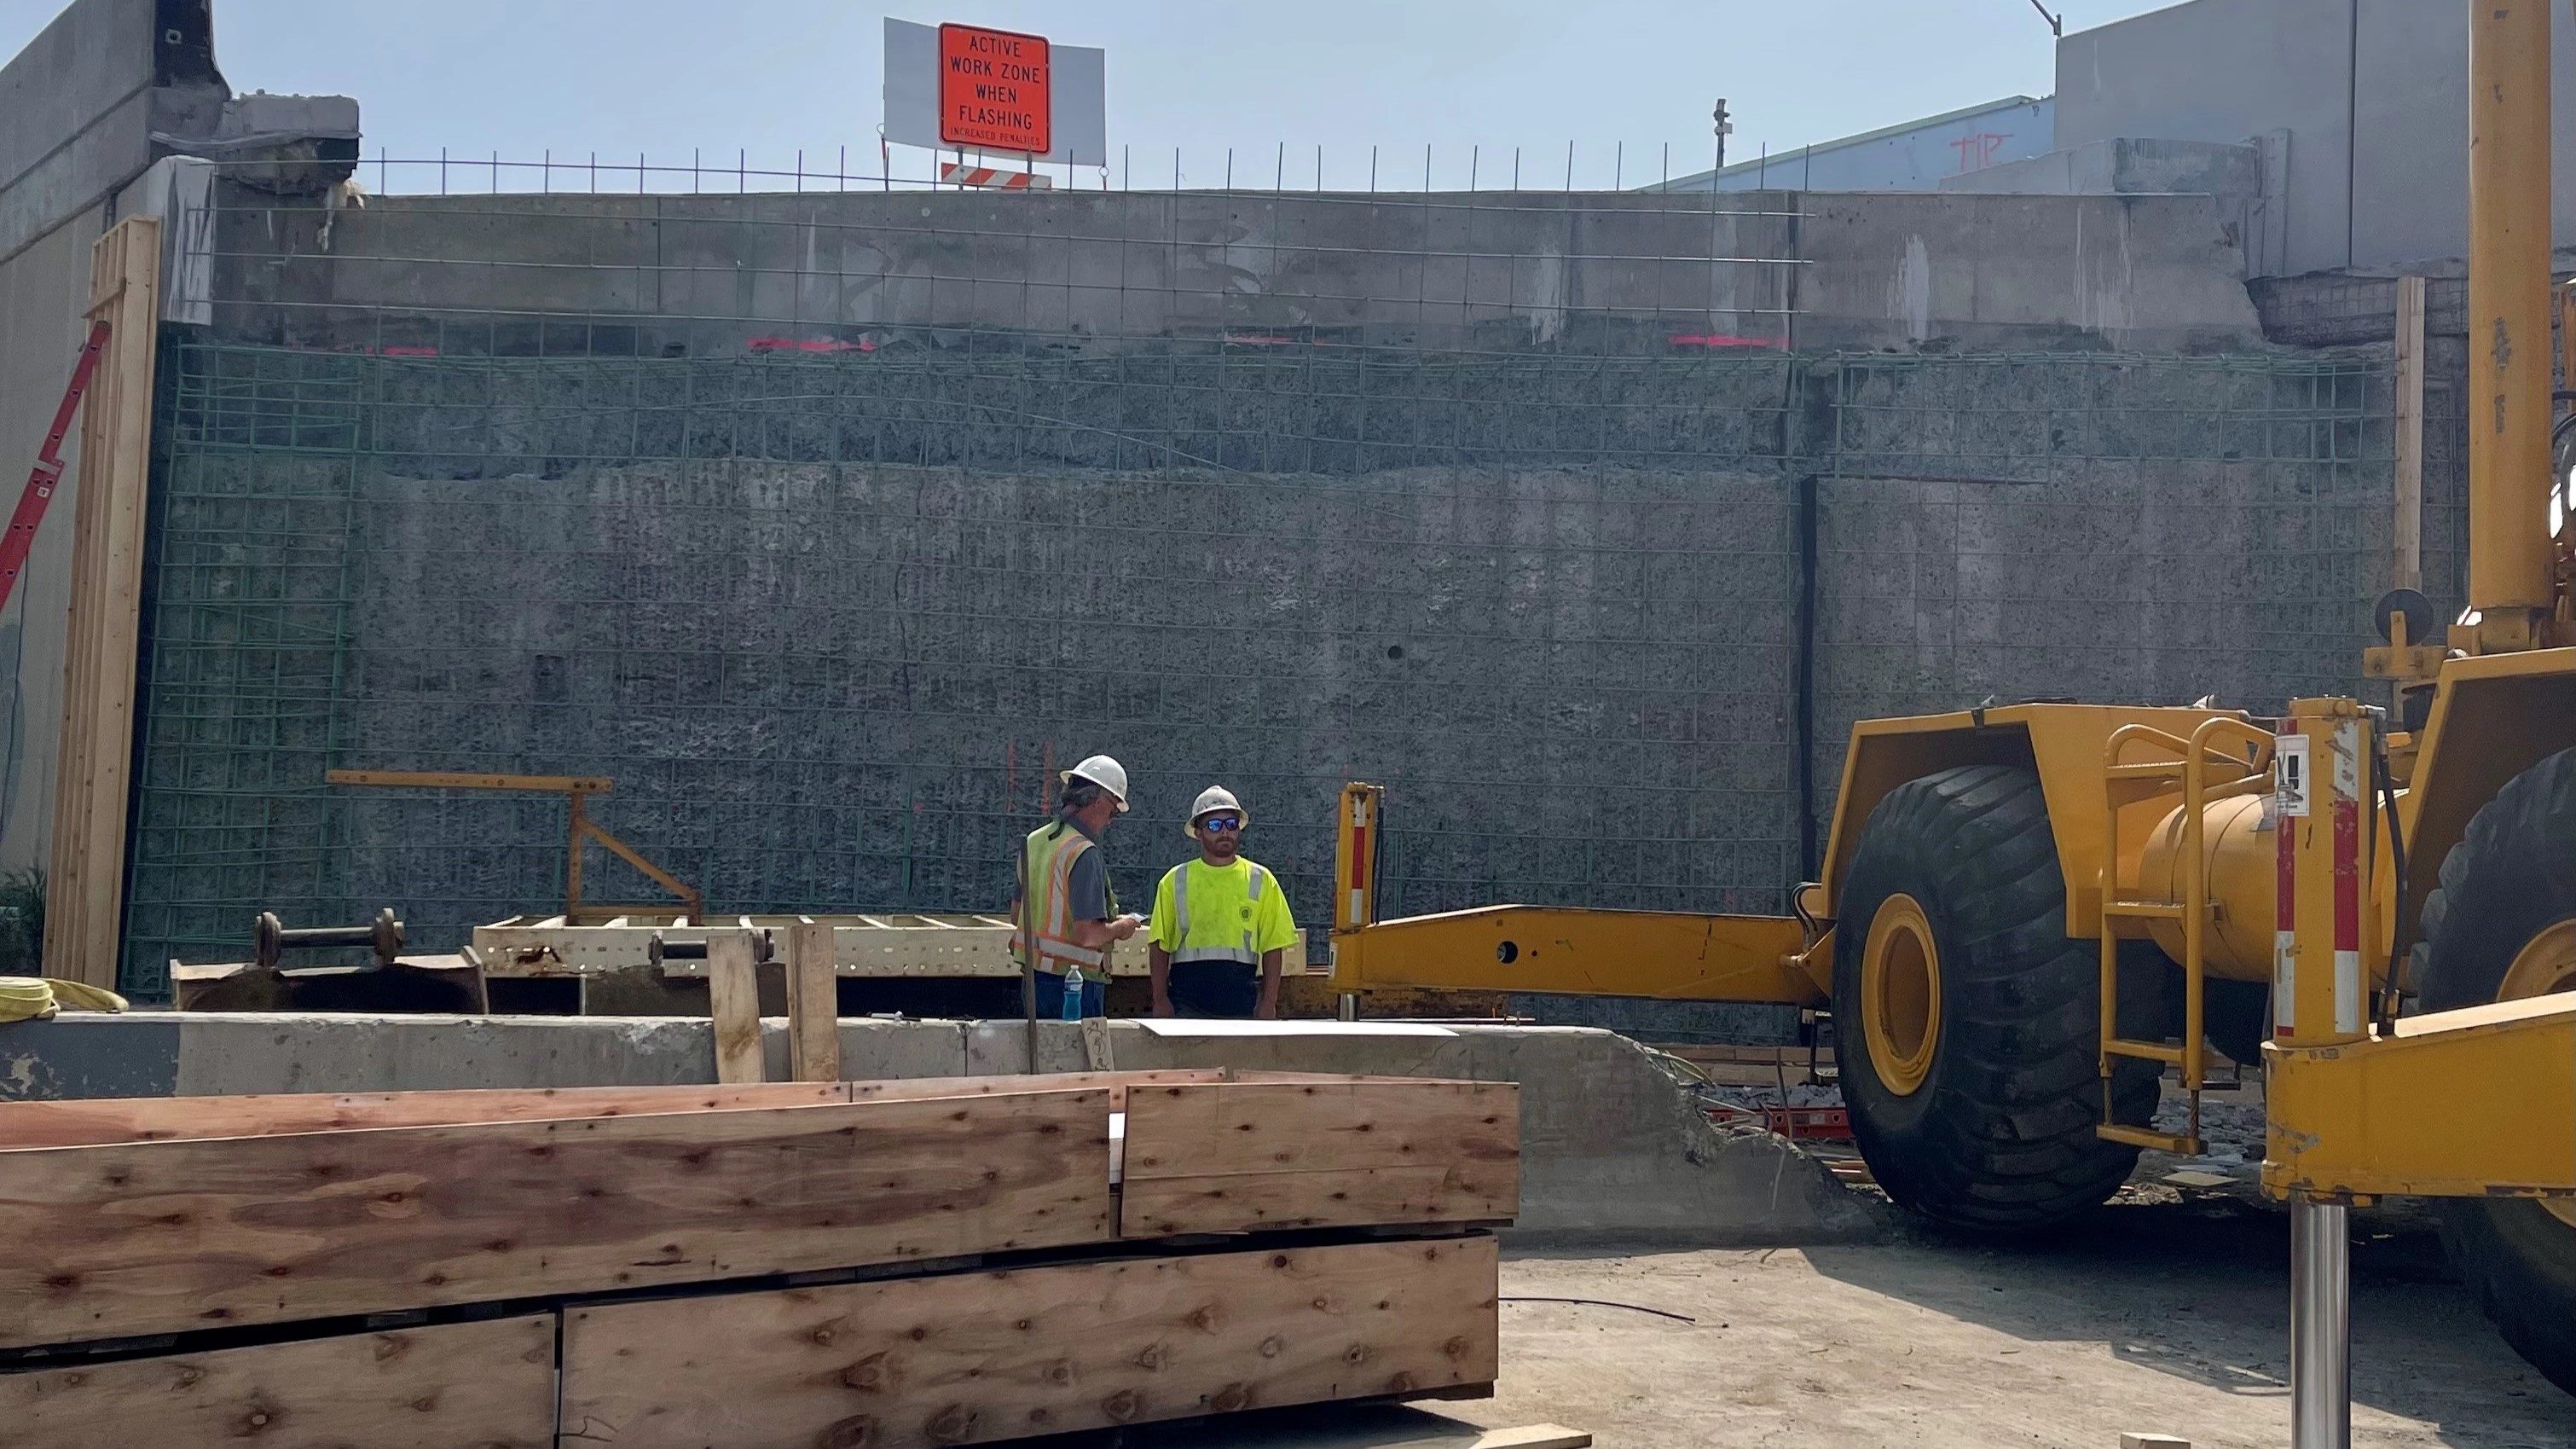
[2274,695,2371,1449]
[2275,698,2370,1050]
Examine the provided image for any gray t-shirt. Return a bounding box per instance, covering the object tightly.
[1064,817,1110,922]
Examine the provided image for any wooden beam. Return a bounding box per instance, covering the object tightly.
[785,920,842,1082]
[0,1314,556,1449]
[1121,1081,1519,1237]
[41,216,161,991]
[0,1089,1114,1349]
[0,1081,852,1150]
[707,930,764,1085]
[0,1071,1241,1152]
[2394,273,2426,594]
[557,1235,1499,1449]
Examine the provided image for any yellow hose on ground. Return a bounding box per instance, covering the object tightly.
[0,977,129,1023]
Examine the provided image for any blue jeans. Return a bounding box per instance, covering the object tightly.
[1033,971,1106,1019]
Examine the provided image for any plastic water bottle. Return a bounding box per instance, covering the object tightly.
[1059,965,1085,1021]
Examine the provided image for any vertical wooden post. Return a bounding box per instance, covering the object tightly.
[707,930,765,1085]
[784,919,841,1083]
[564,790,587,919]
[2393,274,2426,594]
[42,216,161,991]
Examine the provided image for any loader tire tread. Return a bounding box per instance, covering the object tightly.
[1833,764,2161,1233]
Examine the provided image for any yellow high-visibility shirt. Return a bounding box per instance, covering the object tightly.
[1149,856,1297,964]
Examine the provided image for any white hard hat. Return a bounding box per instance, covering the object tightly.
[1062,754,1130,812]
[1186,785,1247,838]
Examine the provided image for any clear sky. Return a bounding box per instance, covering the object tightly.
[2,0,2185,191]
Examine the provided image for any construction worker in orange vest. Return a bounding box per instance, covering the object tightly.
[1147,786,1298,1018]
[1009,754,1143,1020]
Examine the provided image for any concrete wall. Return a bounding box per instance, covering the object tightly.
[206,185,2266,358]
[0,1011,1885,1245]
[2056,0,2576,273]
[121,338,2389,994]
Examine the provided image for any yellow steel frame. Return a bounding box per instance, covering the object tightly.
[324,768,703,924]
[1818,703,2243,938]
[1329,902,1812,1002]
[2094,715,2273,1155]
[2266,994,2576,1201]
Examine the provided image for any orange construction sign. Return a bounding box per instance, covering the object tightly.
[937,23,1051,155]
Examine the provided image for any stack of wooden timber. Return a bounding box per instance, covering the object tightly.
[0,1069,1517,1448]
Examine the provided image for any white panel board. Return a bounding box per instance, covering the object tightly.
[884,17,1105,168]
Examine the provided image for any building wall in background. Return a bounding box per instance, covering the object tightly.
[0,0,223,872]
[1658,98,2053,194]
[2058,0,2576,273]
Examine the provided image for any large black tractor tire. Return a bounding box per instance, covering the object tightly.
[1833,764,2162,1232]
[2411,745,2576,1397]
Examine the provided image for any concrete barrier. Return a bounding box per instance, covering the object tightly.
[0,1013,1883,1245]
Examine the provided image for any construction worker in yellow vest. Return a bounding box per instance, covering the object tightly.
[1147,786,1299,1018]
[1009,754,1143,1020]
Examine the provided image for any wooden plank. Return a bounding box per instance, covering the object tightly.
[0,1071,1242,1152]
[0,1088,1113,1350]
[787,919,842,1082]
[851,1069,1227,1111]
[558,1234,1499,1449]
[0,1081,854,1151]
[707,930,764,1084]
[1121,1081,1518,1237]
[0,1313,555,1449]
[79,217,159,994]
[2394,272,2427,593]
[39,216,161,992]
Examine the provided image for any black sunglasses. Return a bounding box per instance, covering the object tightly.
[1198,814,1243,832]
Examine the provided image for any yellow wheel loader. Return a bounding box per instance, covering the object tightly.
[1329,0,2576,1405]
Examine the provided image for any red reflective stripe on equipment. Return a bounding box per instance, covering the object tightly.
[2330,795,2359,953]
[2276,818,2296,932]
[0,320,111,614]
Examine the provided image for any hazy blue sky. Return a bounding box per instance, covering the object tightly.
[3,1,2184,190]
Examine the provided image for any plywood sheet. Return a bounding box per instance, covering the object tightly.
[559,1235,1499,1449]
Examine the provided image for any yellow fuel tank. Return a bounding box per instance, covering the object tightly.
[2135,794,2277,981]
[2136,791,2399,984]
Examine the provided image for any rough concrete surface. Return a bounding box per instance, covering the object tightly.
[1458,1199,2567,1447]
[980,1020,1886,1243]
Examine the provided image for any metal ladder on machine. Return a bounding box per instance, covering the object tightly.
[2094,716,2277,1155]
[0,320,112,615]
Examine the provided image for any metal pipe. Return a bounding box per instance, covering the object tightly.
[2466,0,2556,628]
[2289,1195,2352,1449]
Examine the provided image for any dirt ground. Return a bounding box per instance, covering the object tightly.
[1457,1194,2570,1448]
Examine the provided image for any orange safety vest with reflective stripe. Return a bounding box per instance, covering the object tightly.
[1010,821,1118,976]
